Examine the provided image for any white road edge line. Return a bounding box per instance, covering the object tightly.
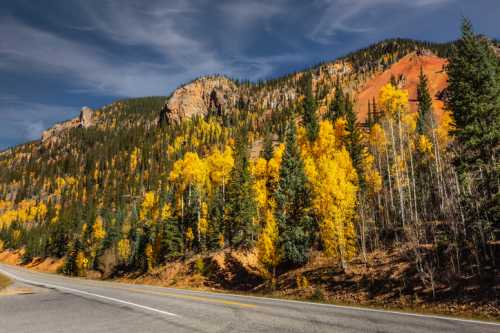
[2,264,499,327]
[0,268,178,317]
[158,287,500,327]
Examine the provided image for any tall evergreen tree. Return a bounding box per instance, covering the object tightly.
[327,79,346,122]
[446,18,500,263]
[225,129,257,248]
[344,94,364,187]
[262,131,274,161]
[416,68,433,135]
[302,73,319,142]
[274,119,313,267]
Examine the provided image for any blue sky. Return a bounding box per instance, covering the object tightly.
[0,0,499,150]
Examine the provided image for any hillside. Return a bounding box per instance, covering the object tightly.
[355,52,448,121]
[0,32,498,319]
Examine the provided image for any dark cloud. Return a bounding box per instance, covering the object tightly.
[0,0,499,150]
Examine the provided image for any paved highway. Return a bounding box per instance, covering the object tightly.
[0,263,498,332]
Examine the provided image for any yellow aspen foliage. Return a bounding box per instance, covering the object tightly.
[334,117,348,140]
[379,83,409,117]
[300,121,358,265]
[93,216,106,241]
[403,112,418,134]
[0,239,4,252]
[251,157,269,208]
[436,111,454,147]
[267,143,284,181]
[140,191,157,221]
[418,135,433,154]
[161,203,172,221]
[36,202,48,220]
[251,143,284,210]
[185,227,194,250]
[130,147,140,173]
[169,152,207,192]
[217,233,225,249]
[12,229,21,243]
[76,251,89,273]
[206,146,234,187]
[117,239,131,261]
[362,151,383,194]
[256,209,280,273]
[198,202,208,235]
[369,123,388,152]
[296,274,309,289]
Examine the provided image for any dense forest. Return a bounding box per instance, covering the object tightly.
[0,20,498,298]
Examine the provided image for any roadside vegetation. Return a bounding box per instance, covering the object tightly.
[0,272,12,291]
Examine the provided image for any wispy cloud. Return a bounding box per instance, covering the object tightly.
[218,1,285,25]
[309,0,453,43]
[0,1,297,97]
[0,99,77,147]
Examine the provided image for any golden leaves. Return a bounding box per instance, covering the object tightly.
[117,239,131,261]
[256,209,280,271]
[300,120,358,261]
[140,191,158,224]
[378,83,409,117]
[418,135,433,154]
[92,216,106,241]
[206,146,234,187]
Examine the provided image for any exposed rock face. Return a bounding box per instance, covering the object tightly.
[41,118,80,143]
[79,107,94,128]
[42,107,95,143]
[163,76,239,123]
[161,62,355,126]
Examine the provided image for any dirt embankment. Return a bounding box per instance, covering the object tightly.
[0,250,64,273]
[115,247,499,321]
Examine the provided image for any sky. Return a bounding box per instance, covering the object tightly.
[0,0,499,150]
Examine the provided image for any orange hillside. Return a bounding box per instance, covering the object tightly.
[355,53,448,122]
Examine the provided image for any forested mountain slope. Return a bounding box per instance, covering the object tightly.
[0,23,498,317]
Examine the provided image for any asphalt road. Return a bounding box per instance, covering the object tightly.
[0,263,498,333]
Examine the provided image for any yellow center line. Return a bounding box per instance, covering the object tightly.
[76,279,257,308]
[124,288,258,308]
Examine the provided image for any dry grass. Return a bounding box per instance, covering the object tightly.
[0,272,12,290]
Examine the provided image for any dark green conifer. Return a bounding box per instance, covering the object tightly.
[274,119,313,267]
[327,79,346,122]
[302,73,319,142]
[446,18,500,263]
[225,129,257,248]
[416,68,433,135]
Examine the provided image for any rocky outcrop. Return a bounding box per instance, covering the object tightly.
[160,61,355,126]
[162,76,239,124]
[42,107,94,143]
[79,107,94,128]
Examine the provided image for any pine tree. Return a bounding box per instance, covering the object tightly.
[416,68,433,135]
[327,79,346,122]
[262,132,274,161]
[446,18,500,265]
[225,129,257,248]
[302,73,319,142]
[274,119,313,267]
[344,94,365,187]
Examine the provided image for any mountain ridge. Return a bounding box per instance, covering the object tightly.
[1,38,455,154]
